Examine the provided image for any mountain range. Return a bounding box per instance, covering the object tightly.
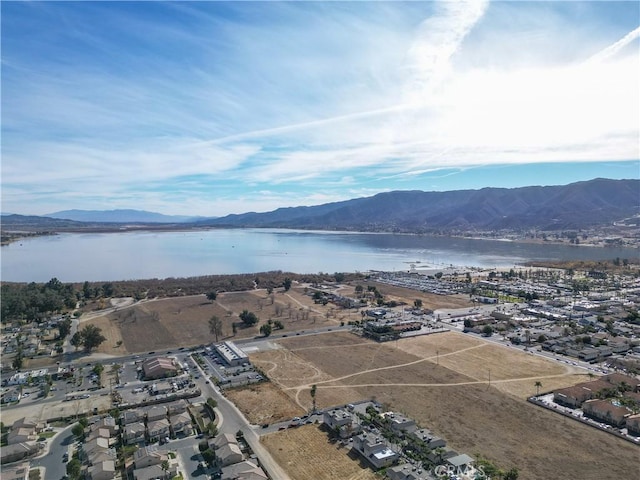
[44,209,210,223]
[2,178,638,233]
[200,178,639,232]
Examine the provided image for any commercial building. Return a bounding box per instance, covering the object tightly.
[214,342,249,367]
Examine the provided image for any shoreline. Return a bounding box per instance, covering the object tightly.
[1,224,636,250]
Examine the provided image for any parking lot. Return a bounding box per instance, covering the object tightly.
[193,348,264,389]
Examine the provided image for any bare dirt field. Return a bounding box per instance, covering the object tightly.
[224,382,305,424]
[261,424,378,480]
[246,331,638,480]
[1,394,112,426]
[369,282,474,310]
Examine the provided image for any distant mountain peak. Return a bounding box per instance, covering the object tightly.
[44,209,211,223]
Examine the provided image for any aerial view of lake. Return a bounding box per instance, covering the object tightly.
[1,228,637,283]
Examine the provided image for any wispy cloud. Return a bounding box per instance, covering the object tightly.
[1,1,638,216]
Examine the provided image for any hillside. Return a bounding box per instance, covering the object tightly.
[201,178,640,232]
[3,178,638,234]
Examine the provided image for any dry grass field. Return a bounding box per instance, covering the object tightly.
[224,382,305,424]
[245,331,639,480]
[86,287,345,354]
[369,281,474,310]
[67,284,636,479]
[261,424,379,480]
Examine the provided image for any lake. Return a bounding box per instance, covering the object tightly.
[1,228,637,283]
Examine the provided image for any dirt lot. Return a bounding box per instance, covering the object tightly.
[395,333,586,398]
[1,394,112,426]
[369,282,474,310]
[224,382,305,424]
[261,424,378,480]
[247,331,639,480]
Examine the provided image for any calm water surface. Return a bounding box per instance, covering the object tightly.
[1,229,637,282]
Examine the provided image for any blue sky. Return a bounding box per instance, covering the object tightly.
[2,1,639,216]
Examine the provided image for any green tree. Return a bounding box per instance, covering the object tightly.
[310,384,317,413]
[58,318,73,339]
[209,315,223,342]
[206,291,218,302]
[259,323,272,337]
[66,458,82,480]
[273,320,284,330]
[482,325,494,337]
[239,310,258,327]
[71,422,85,439]
[413,299,423,308]
[70,332,83,351]
[504,467,519,480]
[79,324,106,352]
[201,448,215,465]
[283,278,292,291]
[161,459,170,478]
[12,348,23,370]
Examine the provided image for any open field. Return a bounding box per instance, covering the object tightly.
[1,394,112,426]
[245,331,639,480]
[395,333,586,398]
[369,282,474,310]
[84,287,344,354]
[224,382,305,424]
[261,424,379,480]
[72,281,474,357]
[84,315,128,355]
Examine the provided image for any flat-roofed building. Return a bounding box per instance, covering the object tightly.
[353,432,399,470]
[214,342,249,367]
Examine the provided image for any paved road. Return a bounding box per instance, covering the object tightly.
[31,425,75,480]
[190,356,292,480]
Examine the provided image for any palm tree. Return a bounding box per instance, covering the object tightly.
[209,315,223,343]
[161,459,170,479]
[534,381,542,396]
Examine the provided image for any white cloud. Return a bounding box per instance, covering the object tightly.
[2,2,638,216]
